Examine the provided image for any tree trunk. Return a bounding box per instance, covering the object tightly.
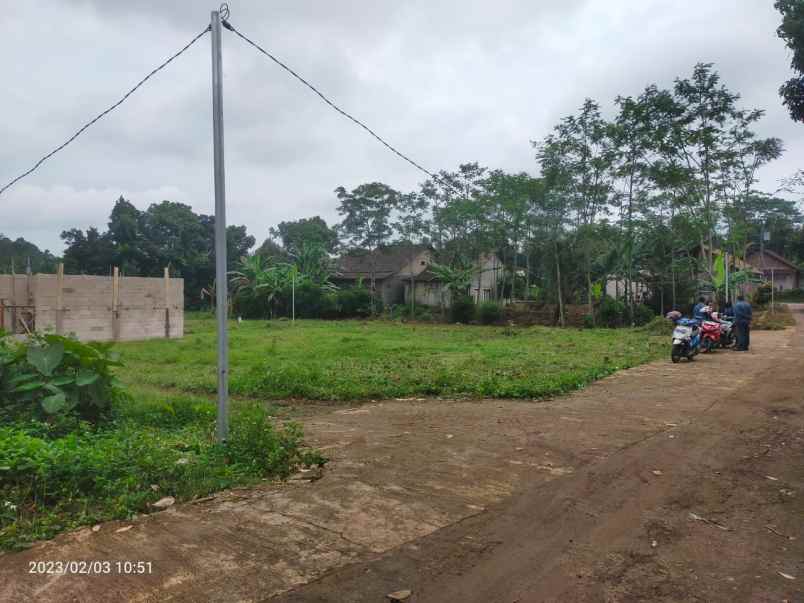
[586,246,594,324]
[555,240,564,327]
[525,245,531,298]
[671,266,676,309]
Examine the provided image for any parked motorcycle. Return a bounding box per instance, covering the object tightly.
[700,320,722,353]
[666,312,701,363]
[712,312,736,349]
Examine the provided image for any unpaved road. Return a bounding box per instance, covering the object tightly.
[1,308,802,602]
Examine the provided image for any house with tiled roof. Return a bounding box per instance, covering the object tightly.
[333,244,502,307]
[333,244,432,306]
[745,246,801,291]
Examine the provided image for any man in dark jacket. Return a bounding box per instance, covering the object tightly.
[733,295,753,351]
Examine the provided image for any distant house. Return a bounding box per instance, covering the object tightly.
[405,253,503,307]
[333,244,432,306]
[333,245,503,308]
[745,247,801,291]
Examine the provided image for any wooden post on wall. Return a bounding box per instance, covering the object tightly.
[164,266,171,339]
[9,263,16,334]
[112,267,120,341]
[56,263,64,334]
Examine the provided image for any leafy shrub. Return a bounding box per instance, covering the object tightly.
[598,296,626,328]
[333,288,374,318]
[388,304,434,322]
[291,282,336,319]
[225,405,325,477]
[478,302,502,325]
[638,315,673,336]
[450,295,476,323]
[633,304,655,327]
[752,283,772,306]
[777,288,804,302]
[0,334,122,424]
[582,314,596,329]
[0,403,325,550]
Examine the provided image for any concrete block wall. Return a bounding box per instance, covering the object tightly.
[0,273,183,342]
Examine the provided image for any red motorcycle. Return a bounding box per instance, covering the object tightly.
[700,320,721,353]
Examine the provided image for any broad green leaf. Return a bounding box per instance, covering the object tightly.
[27,343,64,377]
[12,380,45,393]
[76,368,100,387]
[41,391,67,414]
[51,375,75,386]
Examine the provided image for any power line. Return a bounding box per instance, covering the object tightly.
[223,19,462,197]
[0,25,211,197]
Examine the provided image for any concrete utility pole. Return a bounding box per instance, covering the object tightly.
[211,8,229,441]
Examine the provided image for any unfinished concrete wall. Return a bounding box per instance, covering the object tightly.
[0,271,183,341]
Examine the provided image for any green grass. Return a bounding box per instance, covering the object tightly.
[1,317,666,551]
[118,316,667,401]
[0,389,323,551]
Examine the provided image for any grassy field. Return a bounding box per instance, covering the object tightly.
[1,317,666,550]
[118,315,666,401]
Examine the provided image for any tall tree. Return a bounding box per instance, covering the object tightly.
[61,227,115,275]
[420,163,492,267]
[393,192,430,312]
[61,197,254,308]
[335,182,400,309]
[269,216,338,254]
[776,0,804,122]
[0,235,59,274]
[538,99,615,318]
[107,196,147,274]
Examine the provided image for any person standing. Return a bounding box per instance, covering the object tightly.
[733,295,753,351]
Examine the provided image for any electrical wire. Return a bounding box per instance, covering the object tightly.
[0,25,211,197]
[223,19,463,197]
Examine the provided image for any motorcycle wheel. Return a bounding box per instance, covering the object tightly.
[671,344,682,363]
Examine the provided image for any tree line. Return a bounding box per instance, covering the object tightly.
[2,63,802,321]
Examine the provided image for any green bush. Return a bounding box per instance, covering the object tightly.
[333,288,374,318]
[0,334,122,425]
[225,405,325,477]
[638,315,673,336]
[777,287,804,302]
[752,283,772,306]
[478,302,502,325]
[450,295,476,323]
[583,314,596,329]
[291,282,335,319]
[598,296,626,328]
[0,403,324,550]
[388,304,435,322]
[633,304,655,327]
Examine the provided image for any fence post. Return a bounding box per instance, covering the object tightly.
[56,263,64,334]
[164,266,171,338]
[112,267,120,341]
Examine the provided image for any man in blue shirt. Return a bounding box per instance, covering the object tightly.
[733,295,753,351]
[693,296,710,321]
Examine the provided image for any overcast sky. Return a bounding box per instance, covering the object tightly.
[1,0,801,253]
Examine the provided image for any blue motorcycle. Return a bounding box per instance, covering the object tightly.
[666,313,701,363]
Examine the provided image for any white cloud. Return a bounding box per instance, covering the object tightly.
[1,0,801,254]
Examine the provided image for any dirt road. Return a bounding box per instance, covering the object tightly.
[1,309,802,602]
[279,308,804,603]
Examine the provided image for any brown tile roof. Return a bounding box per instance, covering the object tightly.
[334,244,429,280]
[746,248,800,272]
